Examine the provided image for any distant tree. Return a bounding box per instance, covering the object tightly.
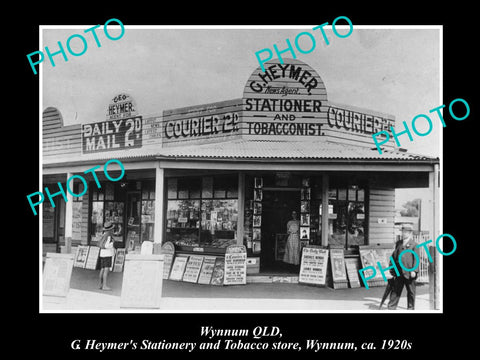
[400,199,421,217]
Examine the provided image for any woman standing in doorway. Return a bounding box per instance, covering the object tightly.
[283,211,301,271]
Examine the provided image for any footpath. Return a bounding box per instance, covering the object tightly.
[41,267,433,312]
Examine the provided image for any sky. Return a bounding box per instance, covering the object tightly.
[42,25,441,157]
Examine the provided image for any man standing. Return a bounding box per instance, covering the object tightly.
[388,224,419,310]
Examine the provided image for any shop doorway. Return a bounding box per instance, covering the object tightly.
[126,192,141,252]
[260,188,300,273]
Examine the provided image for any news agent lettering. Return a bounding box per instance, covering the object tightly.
[26,18,125,75]
[26,159,125,216]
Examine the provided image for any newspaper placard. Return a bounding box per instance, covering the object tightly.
[224,245,247,285]
[182,255,204,283]
[198,256,216,285]
[85,246,100,270]
[43,253,74,297]
[210,257,225,286]
[169,256,189,281]
[345,258,361,288]
[299,246,329,286]
[113,248,126,272]
[156,242,175,280]
[73,245,90,268]
[330,248,347,282]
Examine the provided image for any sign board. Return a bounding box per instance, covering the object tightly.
[162,99,242,147]
[156,242,175,280]
[106,93,137,120]
[85,246,100,270]
[198,256,216,285]
[142,117,163,146]
[243,58,327,139]
[73,245,89,268]
[43,253,74,297]
[112,248,126,272]
[169,256,189,281]
[224,245,247,286]
[344,258,361,288]
[327,104,395,147]
[210,257,225,286]
[72,202,83,241]
[182,255,204,283]
[330,248,347,282]
[299,246,329,286]
[359,245,394,287]
[120,254,164,309]
[82,116,143,153]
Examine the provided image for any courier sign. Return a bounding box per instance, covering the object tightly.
[243,58,328,138]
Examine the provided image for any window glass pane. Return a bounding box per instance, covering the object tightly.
[347,202,365,247]
[141,200,155,242]
[328,200,347,247]
[357,188,364,202]
[91,201,104,243]
[166,200,200,247]
[202,177,213,198]
[104,202,124,237]
[167,178,178,199]
[200,199,238,248]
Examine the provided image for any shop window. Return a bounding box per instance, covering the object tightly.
[327,185,366,249]
[141,180,155,242]
[166,175,238,249]
[88,180,155,248]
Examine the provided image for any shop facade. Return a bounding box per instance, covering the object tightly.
[42,58,439,282]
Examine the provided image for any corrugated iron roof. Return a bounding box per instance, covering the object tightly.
[42,139,438,165]
[158,139,438,162]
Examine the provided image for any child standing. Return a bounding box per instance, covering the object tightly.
[98,221,115,291]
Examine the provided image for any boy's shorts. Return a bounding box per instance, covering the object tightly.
[100,256,112,269]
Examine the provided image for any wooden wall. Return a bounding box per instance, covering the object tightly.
[43,107,82,161]
[368,187,396,245]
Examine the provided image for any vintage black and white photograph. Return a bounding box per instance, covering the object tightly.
[38,24,446,315]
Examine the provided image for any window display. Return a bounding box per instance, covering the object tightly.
[327,185,366,249]
[166,175,238,250]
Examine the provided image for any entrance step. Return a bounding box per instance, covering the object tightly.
[246,274,299,284]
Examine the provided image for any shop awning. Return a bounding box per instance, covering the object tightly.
[157,139,438,163]
[43,139,439,168]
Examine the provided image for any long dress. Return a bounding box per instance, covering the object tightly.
[283,220,300,265]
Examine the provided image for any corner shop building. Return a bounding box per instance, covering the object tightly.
[41,58,440,280]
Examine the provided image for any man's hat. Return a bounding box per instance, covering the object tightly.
[103,221,114,231]
[401,223,414,231]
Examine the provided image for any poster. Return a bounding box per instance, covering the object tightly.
[182,255,204,283]
[169,256,188,281]
[344,258,361,288]
[198,256,216,285]
[224,245,247,285]
[300,227,310,240]
[73,245,89,268]
[299,246,329,286]
[112,248,126,272]
[330,248,347,282]
[84,246,100,270]
[158,242,175,280]
[210,257,225,286]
